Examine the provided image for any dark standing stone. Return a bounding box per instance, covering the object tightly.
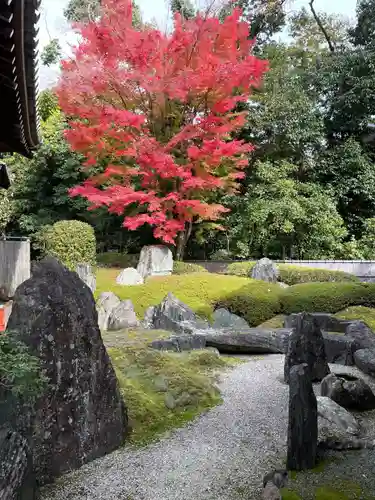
[5,257,128,486]
[321,372,375,411]
[284,313,352,333]
[287,363,317,471]
[284,313,330,383]
[354,349,375,377]
[0,427,35,500]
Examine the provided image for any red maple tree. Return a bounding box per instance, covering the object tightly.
[57,0,267,255]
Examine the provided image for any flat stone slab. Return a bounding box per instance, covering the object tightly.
[354,349,375,378]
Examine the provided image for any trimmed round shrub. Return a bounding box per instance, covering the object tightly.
[38,220,96,271]
[281,282,375,315]
[97,252,139,269]
[215,281,282,326]
[226,261,358,285]
[173,262,208,274]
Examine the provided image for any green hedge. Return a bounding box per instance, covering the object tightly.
[281,282,375,315]
[173,262,208,274]
[37,220,96,271]
[226,261,359,285]
[97,252,139,269]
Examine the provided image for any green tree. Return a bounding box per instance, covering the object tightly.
[225,161,347,259]
[170,0,195,20]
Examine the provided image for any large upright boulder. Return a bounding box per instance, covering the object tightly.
[284,312,330,383]
[345,321,375,351]
[5,257,128,485]
[251,258,279,283]
[137,245,173,279]
[96,292,121,331]
[287,363,317,470]
[107,299,140,330]
[75,263,96,293]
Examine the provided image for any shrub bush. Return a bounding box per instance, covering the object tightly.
[281,282,375,314]
[97,252,139,269]
[37,220,96,271]
[172,262,208,274]
[226,261,358,285]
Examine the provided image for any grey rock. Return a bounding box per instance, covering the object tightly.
[251,257,279,283]
[150,335,206,352]
[317,396,359,436]
[176,392,193,407]
[277,282,289,289]
[115,268,144,286]
[287,363,317,470]
[108,300,140,330]
[142,306,156,329]
[212,308,250,330]
[0,427,35,500]
[164,393,176,410]
[284,313,351,333]
[76,263,96,293]
[354,348,375,377]
[284,313,330,384]
[5,257,128,485]
[205,329,291,354]
[345,321,375,351]
[137,245,173,279]
[154,376,169,392]
[321,372,375,411]
[323,333,355,366]
[96,292,121,331]
[152,293,209,334]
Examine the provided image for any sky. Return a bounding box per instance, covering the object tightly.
[38,0,358,90]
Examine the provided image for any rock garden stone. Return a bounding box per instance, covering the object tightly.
[284,312,330,384]
[152,293,209,334]
[212,308,250,330]
[142,306,156,329]
[75,263,96,293]
[321,372,375,411]
[5,257,128,485]
[284,312,351,333]
[107,299,140,330]
[250,257,279,283]
[354,349,375,378]
[204,329,291,354]
[96,291,121,331]
[287,363,317,470]
[137,245,173,279]
[150,335,206,352]
[0,427,35,500]
[164,393,176,410]
[322,333,355,366]
[345,321,375,351]
[115,268,144,285]
[317,396,359,436]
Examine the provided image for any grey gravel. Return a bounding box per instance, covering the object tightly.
[39,356,375,500]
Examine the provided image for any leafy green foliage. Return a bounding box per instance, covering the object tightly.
[97,252,139,269]
[226,262,359,285]
[170,0,195,20]
[37,220,96,271]
[226,161,347,259]
[280,282,375,315]
[336,306,375,331]
[40,39,62,67]
[0,333,47,400]
[38,90,59,122]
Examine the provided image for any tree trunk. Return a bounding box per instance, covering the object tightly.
[175,221,193,261]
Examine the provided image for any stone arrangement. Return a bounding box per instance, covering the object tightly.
[116,267,144,286]
[250,257,279,283]
[1,258,128,496]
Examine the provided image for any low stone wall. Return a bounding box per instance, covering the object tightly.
[187,260,375,280]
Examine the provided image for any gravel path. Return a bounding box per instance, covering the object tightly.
[39,356,375,500]
[40,355,289,500]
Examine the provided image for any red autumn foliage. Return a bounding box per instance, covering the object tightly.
[57,0,267,244]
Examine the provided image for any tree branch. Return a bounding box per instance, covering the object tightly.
[308,0,335,53]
